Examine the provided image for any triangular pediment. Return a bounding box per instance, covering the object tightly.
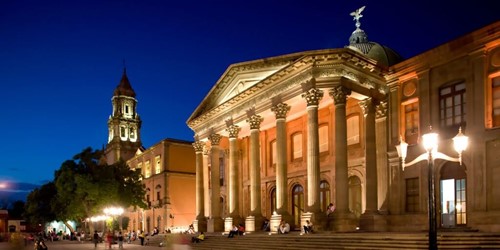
[188,53,304,123]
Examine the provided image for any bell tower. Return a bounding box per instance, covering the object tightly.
[104,68,142,165]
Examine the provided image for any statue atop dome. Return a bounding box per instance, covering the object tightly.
[350,6,365,30]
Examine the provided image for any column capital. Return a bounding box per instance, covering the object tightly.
[359,98,376,116]
[226,125,241,138]
[192,141,205,153]
[247,114,263,130]
[329,86,351,105]
[271,102,291,119]
[301,88,324,107]
[203,145,210,155]
[376,101,388,119]
[208,133,222,146]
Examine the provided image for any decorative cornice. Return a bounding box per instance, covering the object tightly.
[301,87,324,106]
[188,50,382,130]
[246,115,263,130]
[271,103,291,119]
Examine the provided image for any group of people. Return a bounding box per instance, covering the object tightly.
[227,224,245,238]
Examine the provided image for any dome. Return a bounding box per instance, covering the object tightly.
[346,28,403,67]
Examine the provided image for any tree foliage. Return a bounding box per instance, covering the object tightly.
[26,147,147,228]
[25,182,57,225]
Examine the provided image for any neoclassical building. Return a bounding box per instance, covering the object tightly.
[187,11,500,233]
[104,69,196,234]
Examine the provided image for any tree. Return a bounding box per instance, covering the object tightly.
[8,200,25,219]
[25,182,57,226]
[53,147,146,232]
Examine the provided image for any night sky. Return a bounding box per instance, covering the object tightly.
[0,0,497,195]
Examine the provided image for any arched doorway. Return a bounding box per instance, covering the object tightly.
[291,184,304,228]
[440,162,467,228]
[348,176,362,218]
[319,180,331,212]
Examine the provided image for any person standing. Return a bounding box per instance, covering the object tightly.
[138,230,145,246]
[117,231,124,249]
[93,231,99,248]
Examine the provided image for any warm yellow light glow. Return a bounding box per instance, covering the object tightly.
[453,127,468,154]
[396,135,408,159]
[422,132,438,152]
[103,207,124,216]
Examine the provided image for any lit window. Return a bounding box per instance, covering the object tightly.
[347,115,360,145]
[129,127,135,139]
[491,75,500,127]
[319,125,329,153]
[403,100,419,145]
[145,161,151,178]
[155,156,161,174]
[439,82,466,128]
[292,133,302,160]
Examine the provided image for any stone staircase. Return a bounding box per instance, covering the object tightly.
[186,231,500,250]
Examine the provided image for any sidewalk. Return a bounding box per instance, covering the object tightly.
[0,240,193,250]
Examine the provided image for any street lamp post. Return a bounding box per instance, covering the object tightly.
[396,127,468,250]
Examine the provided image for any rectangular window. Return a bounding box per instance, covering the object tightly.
[271,140,277,166]
[219,157,225,186]
[403,101,419,145]
[405,177,419,213]
[145,161,151,178]
[155,155,161,174]
[439,82,466,128]
[292,133,302,160]
[347,115,360,145]
[319,125,329,153]
[120,127,126,137]
[492,76,500,127]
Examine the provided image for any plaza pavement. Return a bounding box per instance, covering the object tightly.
[0,240,193,250]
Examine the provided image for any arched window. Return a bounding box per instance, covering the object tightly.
[270,188,276,214]
[292,184,304,227]
[319,181,331,212]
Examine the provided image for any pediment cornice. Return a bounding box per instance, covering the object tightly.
[188,49,387,136]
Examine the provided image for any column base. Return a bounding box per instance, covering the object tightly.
[300,211,327,232]
[207,217,224,233]
[331,211,358,232]
[359,211,387,232]
[245,215,265,232]
[194,217,207,233]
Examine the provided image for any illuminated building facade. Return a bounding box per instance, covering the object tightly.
[187,16,500,233]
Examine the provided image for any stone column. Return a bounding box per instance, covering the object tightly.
[203,146,211,218]
[375,101,389,214]
[226,124,241,222]
[193,140,207,232]
[360,98,378,213]
[329,85,356,232]
[208,133,224,232]
[246,114,264,231]
[271,103,290,216]
[301,88,324,214]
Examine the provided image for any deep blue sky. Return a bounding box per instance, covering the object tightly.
[0,0,497,192]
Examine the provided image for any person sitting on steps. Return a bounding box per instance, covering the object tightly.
[303,220,313,234]
[278,220,290,234]
[191,232,205,243]
[227,225,238,238]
